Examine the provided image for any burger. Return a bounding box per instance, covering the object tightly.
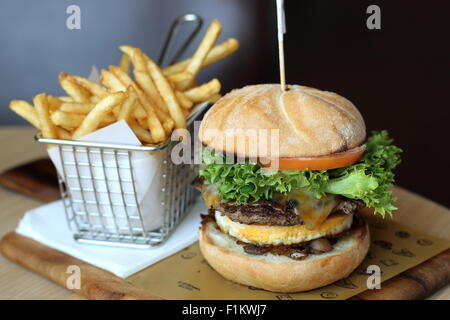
[194,84,402,292]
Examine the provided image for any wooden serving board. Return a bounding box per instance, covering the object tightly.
[0,231,449,300]
[0,158,60,202]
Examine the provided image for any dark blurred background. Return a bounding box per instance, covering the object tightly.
[0,0,449,207]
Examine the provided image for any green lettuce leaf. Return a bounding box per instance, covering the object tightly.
[198,130,402,217]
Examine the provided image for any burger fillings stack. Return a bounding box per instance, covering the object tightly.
[195,84,402,292]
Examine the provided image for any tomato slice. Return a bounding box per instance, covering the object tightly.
[259,144,366,171]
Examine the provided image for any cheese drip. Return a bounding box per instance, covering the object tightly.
[201,182,221,208]
[273,190,338,230]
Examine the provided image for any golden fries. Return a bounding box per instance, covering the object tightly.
[119,53,131,74]
[167,71,193,88]
[9,100,41,129]
[109,65,167,142]
[100,68,147,120]
[9,19,238,145]
[33,94,58,138]
[184,79,221,103]
[59,102,95,114]
[73,92,127,139]
[100,69,127,91]
[146,56,186,129]
[175,91,194,109]
[58,96,73,102]
[206,93,222,103]
[134,70,168,113]
[63,73,108,98]
[46,95,64,111]
[162,38,239,76]
[59,75,91,103]
[180,19,222,90]
[128,118,153,144]
[51,110,85,130]
[117,86,138,122]
[119,46,170,114]
[56,127,72,140]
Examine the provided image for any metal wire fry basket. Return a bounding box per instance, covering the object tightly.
[36,112,203,248]
[34,14,206,248]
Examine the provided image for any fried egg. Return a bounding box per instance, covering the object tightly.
[215,210,353,245]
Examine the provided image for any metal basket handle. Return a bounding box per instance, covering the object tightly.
[158,14,203,67]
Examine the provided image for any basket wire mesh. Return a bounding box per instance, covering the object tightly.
[37,120,200,248]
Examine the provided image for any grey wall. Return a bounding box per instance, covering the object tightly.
[0,0,273,125]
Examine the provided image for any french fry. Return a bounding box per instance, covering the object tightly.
[183,78,221,103]
[167,71,193,88]
[90,95,101,104]
[130,103,147,119]
[134,70,169,114]
[9,100,40,129]
[101,69,147,119]
[51,110,116,130]
[126,46,147,72]
[145,56,186,129]
[128,118,153,144]
[137,116,148,129]
[59,102,95,114]
[100,69,130,119]
[119,46,170,115]
[100,69,127,91]
[135,114,174,139]
[56,127,72,140]
[51,110,85,130]
[98,113,117,128]
[64,73,108,98]
[176,19,222,90]
[109,65,167,142]
[162,38,239,76]
[119,53,131,74]
[206,93,222,103]
[9,22,237,146]
[162,120,175,134]
[59,76,91,103]
[58,96,73,102]
[33,94,57,138]
[73,92,127,139]
[175,91,194,109]
[186,19,222,76]
[117,86,138,122]
[47,95,64,111]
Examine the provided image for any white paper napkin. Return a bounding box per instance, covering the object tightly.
[16,198,205,278]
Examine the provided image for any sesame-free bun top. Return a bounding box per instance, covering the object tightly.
[198,84,366,158]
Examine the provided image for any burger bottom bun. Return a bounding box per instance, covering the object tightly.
[199,218,370,293]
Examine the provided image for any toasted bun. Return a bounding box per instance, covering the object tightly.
[199,219,370,293]
[199,84,366,158]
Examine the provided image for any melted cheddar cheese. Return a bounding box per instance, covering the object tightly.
[273,190,338,230]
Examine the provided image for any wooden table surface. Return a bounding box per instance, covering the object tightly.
[0,125,449,300]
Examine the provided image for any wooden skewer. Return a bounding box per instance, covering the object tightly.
[278,40,286,91]
[276,0,286,92]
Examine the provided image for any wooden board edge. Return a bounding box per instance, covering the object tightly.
[353,248,450,299]
[0,232,163,300]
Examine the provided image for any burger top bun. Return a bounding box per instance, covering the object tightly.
[199,84,366,158]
